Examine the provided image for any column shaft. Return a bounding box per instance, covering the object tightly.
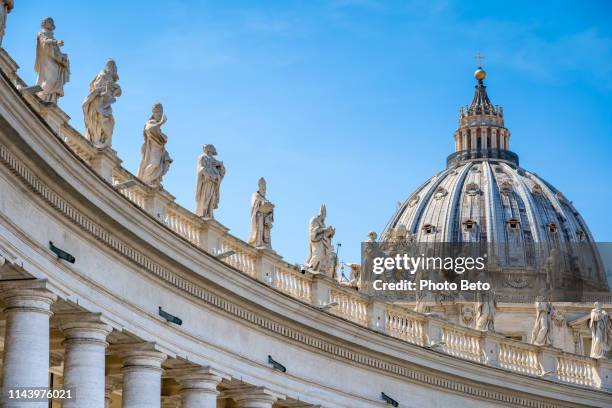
[0,285,56,408]
[119,349,167,408]
[60,317,112,408]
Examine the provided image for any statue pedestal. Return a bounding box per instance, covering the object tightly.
[37,99,71,136]
[199,218,229,255]
[255,247,282,286]
[598,358,612,390]
[144,187,175,222]
[367,300,387,333]
[91,147,122,184]
[311,273,336,308]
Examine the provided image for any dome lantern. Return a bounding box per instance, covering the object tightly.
[450,66,516,168]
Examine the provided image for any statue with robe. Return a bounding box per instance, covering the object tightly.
[531,299,552,346]
[0,0,13,47]
[35,17,70,104]
[474,290,497,331]
[82,59,121,148]
[247,177,274,248]
[305,204,337,277]
[137,103,172,187]
[589,302,612,359]
[195,144,225,218]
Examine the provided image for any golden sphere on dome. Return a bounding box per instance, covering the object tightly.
[474,67,486,81]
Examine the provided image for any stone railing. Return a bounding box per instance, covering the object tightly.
[274,263,312,302]
[499,340,541,376]
[386,307,427,346]
[557,353,599,388]
[440,325,483,362]
[329,287,369,326]
[5,52,611,393]
[217,235,258,278]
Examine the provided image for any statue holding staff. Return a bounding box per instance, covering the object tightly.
[247,177,274,248]
[305,204,337,277]
[35,17,70,104]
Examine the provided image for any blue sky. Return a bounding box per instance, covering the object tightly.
[5,1,612,269]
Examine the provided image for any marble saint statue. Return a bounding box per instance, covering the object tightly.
[35,17,70,104]
[195,144,225,218]
[530,299,552,346]
[589,302,612,359]
[82,59,122,149]
[247,177,274,248]
[137,103,172,187]
[305,204,337,277]
[0,0,13,47]
[474,290,497,331]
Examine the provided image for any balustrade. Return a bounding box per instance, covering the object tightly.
[557,355,598,388]
[329,289,368,325]
[274,264,311,302]
[498,341,540,376]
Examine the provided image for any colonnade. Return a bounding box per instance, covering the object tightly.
[0,280,293,408]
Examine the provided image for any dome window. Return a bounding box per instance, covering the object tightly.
[577,230,586,241]
[556,192,566,203]
[422,224,436,234]
[465,183,480,196]
[546,223,558,233]
[532,184,542,194]
[434,187,448,200]
[500,180,513,195]
[408,195,419,207]
[507,219,520,230]
[463,219,477,231]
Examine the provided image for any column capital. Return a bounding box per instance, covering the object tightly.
[0,279,57,315]
[222,386,285,408]
[111,342,168,373]
[169,366,228,395]
[57,312,113,346]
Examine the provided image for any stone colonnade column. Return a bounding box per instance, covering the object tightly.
[0,281,57,408]
[59,313,113,408]
[116,345,167,408]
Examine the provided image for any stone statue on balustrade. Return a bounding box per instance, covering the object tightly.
[82,59,122,149]
[530,298,552,346]
[35,17,70,104]
[247,177,274,249]
[305,204,337,278]
[137,103,172,188]
[195,144,225,219]
[474,290,497,331]
[0,0,13,47]
[589,302,612,359]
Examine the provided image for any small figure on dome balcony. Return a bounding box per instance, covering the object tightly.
[530,299,552,346]
[35,17,70,104]
[474,290,497,331]
[137,103,172,188]
[82,59,122,149]
[195,144,225,219]
[0,0,13,47]
[589,302,612,359]
[305,204,337,278]
[248,177,274,249]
